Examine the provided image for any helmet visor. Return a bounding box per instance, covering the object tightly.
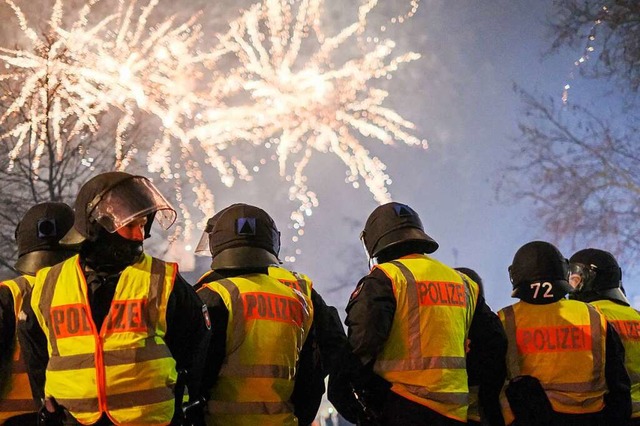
[360,230,377,269]
[194,214,222,255]
[195,230,211,255]
[89,177,176,233]
[569,262,596,291]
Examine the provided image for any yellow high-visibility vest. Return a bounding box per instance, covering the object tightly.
[31,254,177,425]
[498,299,607,423]
[591,299,640,418]
[0,275,38,422]
[372,254,479,422]
[199,273,312,426]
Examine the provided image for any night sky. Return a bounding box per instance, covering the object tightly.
[1,0,636,314]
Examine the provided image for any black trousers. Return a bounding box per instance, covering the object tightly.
[378,391,466,426]
[4,412,39,425]
[513,410,606,426]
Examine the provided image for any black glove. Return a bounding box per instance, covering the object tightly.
[182,397,206,426]
[505,375,554,426]
[37,398,66,426]
[328,348,390,425]
[352,373,390,426]
[328,368,360,423]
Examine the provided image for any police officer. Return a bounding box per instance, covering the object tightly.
[454,267,498,426]
[194,204,347,425]
[334,202,507,425]
[18,171,210,425]
[498,241,630,426]
[569,248,640,425]
[195,203,315,425]
[0,202,76,425]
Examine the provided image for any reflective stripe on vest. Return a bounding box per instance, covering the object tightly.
[0,275,38,421]
[268,266,313,299]
[591,299,640,418]
[372,255,479,422]
[200,274,312,426]
[499,300,607,415]
[32,254,177,425]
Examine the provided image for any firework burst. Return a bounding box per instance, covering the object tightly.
[1,0,427,252]
[202,0,427,241]
[0,0,248,240]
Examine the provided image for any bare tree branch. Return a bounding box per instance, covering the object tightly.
[549,0,640,92]
[502,85,640,268]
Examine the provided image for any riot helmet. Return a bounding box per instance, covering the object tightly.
[508,241,572,303]
[61,171,176,244]
[455,267,484,298]
[61,172,176,272]
[194,207,230,256]
[208,203,280,269]
[361,202,438,263]
[14,202,77,275]
[569,248,628,305]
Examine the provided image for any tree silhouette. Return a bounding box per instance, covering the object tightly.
[0,56,118,272]
[549,0,640,92]
[504,87,640,263]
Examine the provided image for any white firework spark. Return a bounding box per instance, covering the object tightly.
[202,0,427,240]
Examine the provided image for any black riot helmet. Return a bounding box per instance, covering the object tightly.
[569,248,628,305]
[361,202,438,261]
[455,267,484,298]
[508,241,572,303]
[61,171,176,244]
[14,202,77,276]
[208,203,281,269]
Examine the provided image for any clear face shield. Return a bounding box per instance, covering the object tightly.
[194,227,213,255]
[88,177,176,234]
[194,212,225,256]
[360,230,377,269]
[569,262,597,291]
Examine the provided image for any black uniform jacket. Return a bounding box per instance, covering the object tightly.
[602,324,632,425]
[0,285,17,391]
